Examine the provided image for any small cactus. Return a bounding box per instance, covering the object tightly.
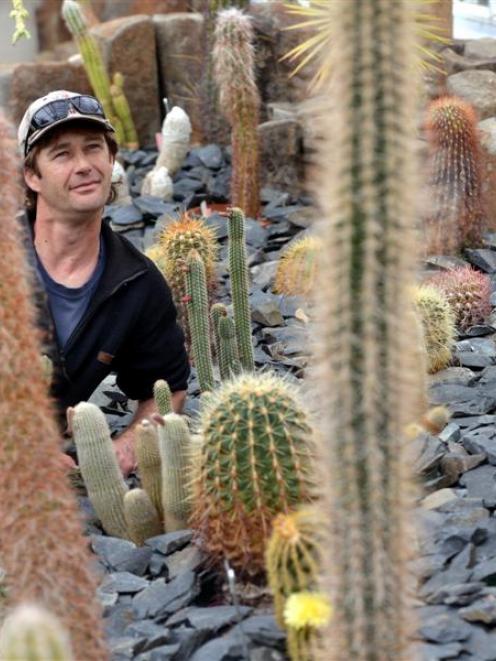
[157,413,193,532]
[413,284,456,373]
[428,266,491,332]
[283,591,333,661]
[110,72,139,149]
[153,379,172,416]
[135,420,163,521]
[124,488,163,546]
[425,96,485,254]
[156,105,192,176]
[71,402,129,538]
[0,603,73,661]
[190,372,314,576]
[274,236,321,297]
[218,312,241,380]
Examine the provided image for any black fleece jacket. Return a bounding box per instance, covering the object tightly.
[22,214,190,420]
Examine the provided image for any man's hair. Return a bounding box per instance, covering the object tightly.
[24,121,119,210]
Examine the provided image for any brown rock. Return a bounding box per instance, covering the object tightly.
[446,70,496,121]
[92,15,160,147]
[442,47,496,76]
[258,118,304,194]
[478,117,496,231]
[154,13,204,143]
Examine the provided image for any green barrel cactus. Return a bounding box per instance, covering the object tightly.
[186,249,215,392]
[124,488,163,546]
[71,402,128,538]
[413,284,456,373]
[135,420,163,521]
[153,379,172,416]
[157,413,193,532]
[227,207,254,371]
[0,604,73,661]
[190,372,314,576]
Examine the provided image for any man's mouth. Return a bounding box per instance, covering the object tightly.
[71,181,100,191]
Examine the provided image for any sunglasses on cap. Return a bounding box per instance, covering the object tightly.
[25,95,107,153]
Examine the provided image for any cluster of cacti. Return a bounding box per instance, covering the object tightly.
[424,95,485,255]
[213,9,260,218]
[413,284,456,373]
[147,213,218,348]
[190,372,315,576]
[274,236,321,297]
[0,112,107,659]
[308,1,428,658]
[0,604,73,661]
[61,0,138,148]
[428,266,492,332]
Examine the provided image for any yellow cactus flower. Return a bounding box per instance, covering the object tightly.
[283,591,332,630]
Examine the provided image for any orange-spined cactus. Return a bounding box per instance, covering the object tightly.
[429,265,492,332]
[213,8,260,218]
[0,113,107,660]
[425,96,486,254]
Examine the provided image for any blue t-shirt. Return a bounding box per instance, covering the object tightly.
[35,238,106,349]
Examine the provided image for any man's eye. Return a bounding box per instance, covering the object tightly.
[88,143,102,150]
[54,151,68,158]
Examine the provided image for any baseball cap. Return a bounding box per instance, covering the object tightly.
[18,90,115,157]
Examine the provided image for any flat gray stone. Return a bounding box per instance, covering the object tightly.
[472,557,496,583]
[460,595,496,624]
[466,38,496,60]
[144,530,193,555]
[250,291,284,327]
[189,635,244,661]
[251,261,278,291]
[438,423,462,443]
[460,465,496,502]
[167,605,252,633]
[465,248,496,273]
[100,572,149,595]
[230,615,285,648]
[462,431,496,464]
[427,582,485,607]
[91,536,152,576]
[164,545,203,580]
[419,612,472,643]
[132,571,198,620]
[446,70,496,121]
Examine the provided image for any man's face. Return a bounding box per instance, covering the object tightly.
[24,126,114,217]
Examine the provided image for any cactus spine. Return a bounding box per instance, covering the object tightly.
[0,113,107,659]
[228,207,254,371]
[186,249,215,392]
[0,604,73,661]
[213,9,260,218]
[135,420,163,520]
[71,402,129,538]
[413,284,456,373]
[311,1,426,658]
[425,96,485,254]
[218,312,241,380]
[124,489,163,546]
[153,379,172,416]
[157,414,193,532]
[190,372,314,576]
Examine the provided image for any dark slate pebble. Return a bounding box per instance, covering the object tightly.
[91,536,152,576]
[230,615,285,648]
[462,324,496,337]
[427,582,485,607]
[134,643,180,661]
[203,213,228,241]
[412,641,464,660]
[169,627,210,659]
[133,196,172,218]
[245,219,267,249]
[106,204,144,226]
[459,595,496,624]
[472,557,496,583]
[419,612,472,643]
[462,431,496,464]
[250,291,284,327]
[165,545,204,580]
[100,572,149,595]
[207,169,231,201]
[189,635,245,661]
[460,465,496,501]
[167,605,252,633]
[144,530,194,555]
[196,144,223,169]
[132,571,199,620]
[464,248,496,273]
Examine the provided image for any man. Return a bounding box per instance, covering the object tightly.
[18,90,190,475]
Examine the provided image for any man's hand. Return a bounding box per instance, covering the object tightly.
[56,452,77,471]
[114,436,136,477]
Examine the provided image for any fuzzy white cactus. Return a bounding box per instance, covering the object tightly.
[141,166,173,200]
[111,160,132,206]
[156,104,192,176]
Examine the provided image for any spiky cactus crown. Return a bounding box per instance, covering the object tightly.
[0,113,106,660]
[190,372,314,576]
[274,236,321,297]
[413,284,456,373]
[428,266,491,332]
[425,95,485,254]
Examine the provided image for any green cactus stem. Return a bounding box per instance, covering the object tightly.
[185,249,215,392]
[190,372,314,576]
[0,604,73,661]
[210,302,226,359]
[10,0,31,44]
[153,379,172,416]
[157,414,193,532]
[135,420,163,520]
[124,488,163,546]
[110,72,139,149]
[227,207,254,371]
[218,311,241,380]
[71,402,129,539]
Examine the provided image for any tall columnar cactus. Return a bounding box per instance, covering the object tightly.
[266,507,322,629]
[274,236,321,297]
[0,112,107,660]
[186,249,215,392]
[227,207,254,371]
[309,2,427,658]
[425,96,485,255]
[0,604,73,661]
[413,284,456,374]
[71,402,129,538]
[190,372,314,576]
[210,301,227,359]
[218,311,241,380]
[124,489,163,546]
[428,266,491,332]
[149,214,217,348]
[135,420,163,520]
[157,414,193,532]
[153,379,172,416]
[110,72,139,149]
[213,8,260,218]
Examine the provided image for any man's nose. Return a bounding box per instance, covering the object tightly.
[74,152,93,173]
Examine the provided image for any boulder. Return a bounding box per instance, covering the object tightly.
[465,38,496,61]
[258,118,304,193]
[478,117,496,231]
[153,13,204,143]
[442,47,496,76]
[92,15,160,147]
[446,71,496,121]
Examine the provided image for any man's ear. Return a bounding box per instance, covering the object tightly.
[24,166,41,193]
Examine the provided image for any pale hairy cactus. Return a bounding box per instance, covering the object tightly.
[153,379,172,416]
[111,160,132,206]
[274,236,321,297]
[141,166,173,200]
[124,489,163,546]
[135,420,163,521]
[71,402,129,538]
[0,112,107,659]
[0,604,73,661]
[157,104,192,175]
[310,1,427,658]
[413,284,456,374]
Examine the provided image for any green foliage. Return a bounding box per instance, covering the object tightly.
[414,284,456,373]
